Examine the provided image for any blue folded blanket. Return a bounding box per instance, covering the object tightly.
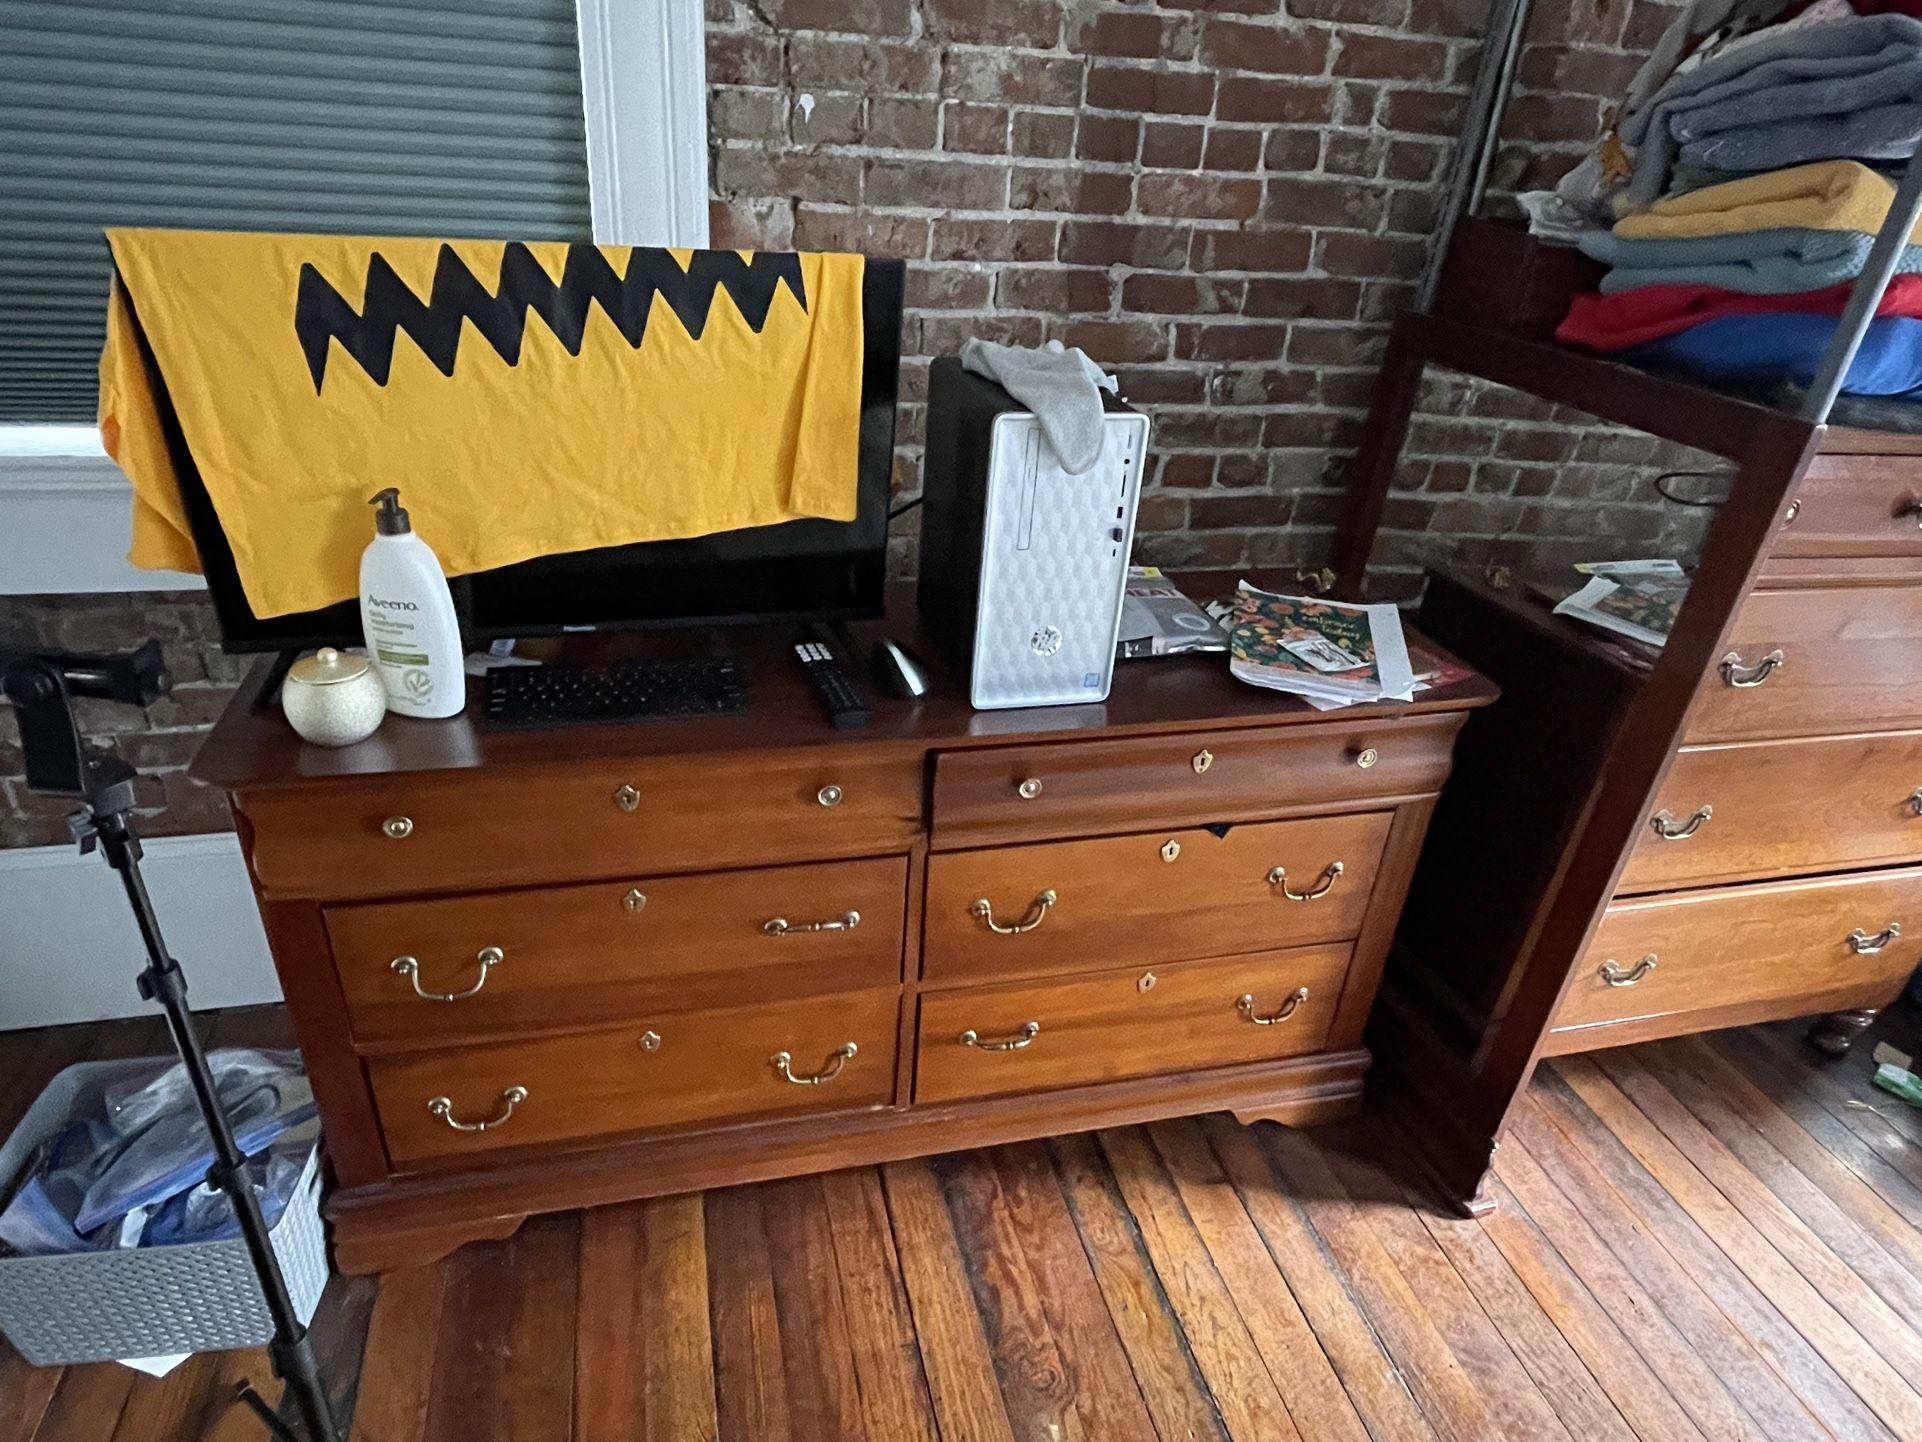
[1622,13,1922,205]
[1580,224,1922,294]
[1631,313,1922,396]
[1676,63,1922,173]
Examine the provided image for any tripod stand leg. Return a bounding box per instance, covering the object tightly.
[96,813,342,1442]
[233,1380,302,1442]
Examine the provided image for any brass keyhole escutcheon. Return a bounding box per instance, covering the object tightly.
[639,1029,662,1052]
[623,889,648,914]
[1354,747,1379,769]
[1192,748,1213,775]
[613,784,641,813]
[1160,839,1181,863]
[1138,971,1158,993]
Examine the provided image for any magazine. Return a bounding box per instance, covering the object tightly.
[1116,567,1227,658]
[1552,559,1687,649]
[1225,582,1417,706]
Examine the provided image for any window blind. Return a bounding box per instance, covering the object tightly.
[0,0,595,424]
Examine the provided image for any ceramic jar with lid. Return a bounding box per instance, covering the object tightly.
[282,647,387,747]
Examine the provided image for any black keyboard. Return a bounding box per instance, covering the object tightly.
[482,656,749,729]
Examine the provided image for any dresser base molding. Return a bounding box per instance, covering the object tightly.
[324,1047,1369,1273]
[1807,1006,1881,1056]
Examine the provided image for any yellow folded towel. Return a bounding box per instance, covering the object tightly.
[1613,161,1922,244]
[101,230,866,618]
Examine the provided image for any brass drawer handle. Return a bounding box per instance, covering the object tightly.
[381,815,414,840]
[960,1021,1040,1051]
[613,783,641,813]
[771,1042,857,1085]
[763,910,861,936]
[1267,860,1344,901]
[1016,777,1043,800]
[1720,650,1784,688]
[1849,923,1901,955]
[1909,788,1922,818]
[390,946,503,1002]
[1650,806,1711,841]
[1354,747,1379,769]
[817,784,843,807]
[1599,955,1657,987]
[970,889,1057,935]
[1237,987,1308,1025]
[1899,494,1922,529]
[427,1085,527,1132]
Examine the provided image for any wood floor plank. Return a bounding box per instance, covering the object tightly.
[349,1262,448,1442]
[199,1351,286,1442]
[988,1141,1163,1442]
[1359,1123,1636,1442]
[1143,1120,1372,1442]
[576,1195,720,1442]
[934,1146,1137,1442]
[1564,1053,1922,1440]
[1475,1149,1712,1442]
[1642,1038,1922,1314]
[0,1344,61,1442]
[28,1361,136,1442]
[107,1352,220,1442]
[879,1159,1017,1442]
[1049,1132,1233,1442]
[705,1184,793,1442]
[1514,1089,1834,1442]
[1201,1116,1439,1442]
[819,1169,940,1442]
[1253,1122,1498,1442]
[496,1212,580,1442]
[1096,1127,1303,1442]
[418,1236,528,1442]
[759,1175,869,1442]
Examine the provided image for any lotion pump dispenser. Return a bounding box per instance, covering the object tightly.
[359,487,464,719]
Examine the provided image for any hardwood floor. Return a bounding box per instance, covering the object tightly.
[6,1005,1922,1441]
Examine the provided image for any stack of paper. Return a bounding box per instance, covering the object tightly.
[1225,582,1417,709]
[1552,559,1687,649]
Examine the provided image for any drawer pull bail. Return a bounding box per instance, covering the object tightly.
[390,946,503,1002]
[427,1085,527,1133]
[1849,924,1902,955]
[1649,806,1712,841]
[771,1042,857,1085]
[1238,988,1309,1025]
[381,815,414,840]
[1720,650,1784,688]
[1267,860,1344,901]
[764,910,862,936]
[960,1021,1041,1051]
[971,889,1057,935]
[1599,955,1657,987]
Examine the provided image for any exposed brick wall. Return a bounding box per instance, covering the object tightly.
[4,0,1714,844]
[706,0,1704,585]
[0,594,242,847]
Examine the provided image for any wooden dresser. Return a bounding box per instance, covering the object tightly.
[192,588,1494,1271]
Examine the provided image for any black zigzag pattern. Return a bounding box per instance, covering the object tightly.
[292,244,809,391]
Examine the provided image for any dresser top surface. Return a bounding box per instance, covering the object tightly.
[192,578,1497,791]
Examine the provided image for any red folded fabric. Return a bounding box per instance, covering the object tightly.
[1557,275,1922,351]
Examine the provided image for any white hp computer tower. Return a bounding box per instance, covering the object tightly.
[919,358,1149,709]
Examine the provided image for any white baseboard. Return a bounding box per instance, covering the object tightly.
[0,832,279,1031]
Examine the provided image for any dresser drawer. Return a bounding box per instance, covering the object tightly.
[923,812,1390,983]
[914,945,1349,1105]
[1619,731,1922,893]
[241,749,925,897]
[1549,869,1922,1046]
[1771,454,1922,561]
[370,988,901,1165]
[327,856,908,1046]
[1684,584,1922,744]
[929,714,1457,848]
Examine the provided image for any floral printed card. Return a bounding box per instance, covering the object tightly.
[1226,584,1417,702]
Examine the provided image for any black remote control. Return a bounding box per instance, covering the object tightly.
[793,639,871,728]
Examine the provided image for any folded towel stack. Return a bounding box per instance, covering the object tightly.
[1555,2,1922,397]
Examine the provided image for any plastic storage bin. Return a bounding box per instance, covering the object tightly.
[0,1057,327,1366]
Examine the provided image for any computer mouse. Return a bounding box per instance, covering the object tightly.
[870,638,931,699]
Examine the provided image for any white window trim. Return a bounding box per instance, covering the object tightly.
[0,0,710,597]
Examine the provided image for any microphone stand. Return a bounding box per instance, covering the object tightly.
[1,641,340,1442]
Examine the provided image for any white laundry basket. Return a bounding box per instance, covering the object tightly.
[0,1057,327,1366]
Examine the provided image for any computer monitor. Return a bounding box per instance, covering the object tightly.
[146,253,905,654]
